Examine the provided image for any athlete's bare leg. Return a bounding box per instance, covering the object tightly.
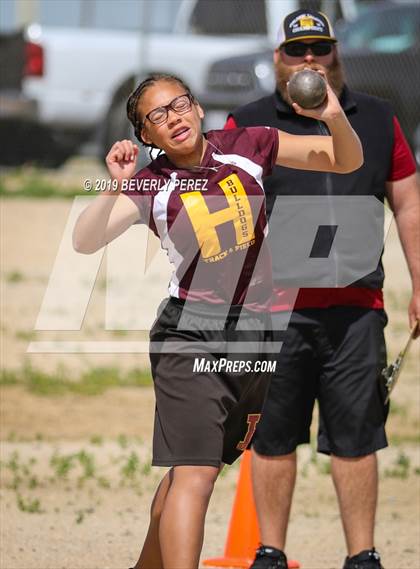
[251,449,297,549]
[133,464,221,569]
[158,465,220,569]
[332,453,378,557]
[133,468,174,569]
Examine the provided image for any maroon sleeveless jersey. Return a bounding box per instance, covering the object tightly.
[122,127,279,309]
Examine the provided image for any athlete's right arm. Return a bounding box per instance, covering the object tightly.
[72,140,141,254]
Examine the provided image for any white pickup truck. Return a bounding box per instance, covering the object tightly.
[21,0,300,162]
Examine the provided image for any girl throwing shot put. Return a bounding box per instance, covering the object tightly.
[73,73,362,569]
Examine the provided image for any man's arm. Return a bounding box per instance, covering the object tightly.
[224,115,237,130]
[386,172,420,336]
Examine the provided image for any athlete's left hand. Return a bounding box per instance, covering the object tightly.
[288,70,343,123]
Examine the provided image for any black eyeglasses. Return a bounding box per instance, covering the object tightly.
[141,93,194,126]
[282,41,334,57]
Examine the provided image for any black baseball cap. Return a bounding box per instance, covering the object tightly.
[277,9,337,46]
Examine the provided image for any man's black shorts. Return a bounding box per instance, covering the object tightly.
[253,306,389,458]
[149,297,275,467]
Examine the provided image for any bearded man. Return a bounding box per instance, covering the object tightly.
[225,9,419,569]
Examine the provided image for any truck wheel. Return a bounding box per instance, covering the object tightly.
[101,96,151,168]
[101,97,134,158]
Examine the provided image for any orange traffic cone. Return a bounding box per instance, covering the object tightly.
[203,450,300,569]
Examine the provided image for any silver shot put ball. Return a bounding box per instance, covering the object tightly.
[288,69,327,109]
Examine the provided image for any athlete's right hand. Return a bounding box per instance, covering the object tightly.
[105,140,140,186]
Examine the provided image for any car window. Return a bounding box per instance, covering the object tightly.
[39,0,182,32]
[337,6,420,53]
[190,0,267,35]
[0,0,15,32]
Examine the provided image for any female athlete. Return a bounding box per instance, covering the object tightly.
[73,73,362,569]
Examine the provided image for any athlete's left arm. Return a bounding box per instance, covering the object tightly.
[276,74,363,174]
[386,172,420,337]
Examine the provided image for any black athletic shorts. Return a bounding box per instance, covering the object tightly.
[149,297,275,467]
[253,307,389,458]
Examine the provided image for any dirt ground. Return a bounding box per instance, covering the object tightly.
[1,177,419,569]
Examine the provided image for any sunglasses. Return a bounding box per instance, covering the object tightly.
[142,93,194,126]
[282,41,334,57]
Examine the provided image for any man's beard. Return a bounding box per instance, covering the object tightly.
[276,51,345,106]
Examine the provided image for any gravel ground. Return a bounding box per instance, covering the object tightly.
[1,184,419,568]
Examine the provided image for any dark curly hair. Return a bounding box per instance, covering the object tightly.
[126,73,195,150]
